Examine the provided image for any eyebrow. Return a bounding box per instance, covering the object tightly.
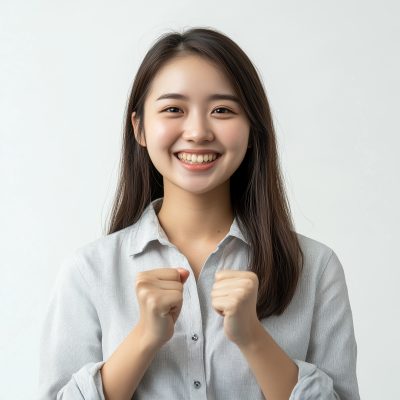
[156,93,240,103]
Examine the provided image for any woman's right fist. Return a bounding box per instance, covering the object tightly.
[134,268,190,348]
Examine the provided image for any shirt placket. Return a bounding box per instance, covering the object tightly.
[175,250,208,400]
[159,231,234,400]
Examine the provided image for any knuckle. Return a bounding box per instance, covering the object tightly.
[135,278,149,290]
[249,272,258,282]
[136,271,147,281]
[135,272,149,285]
[243,278,254,289]
[232,297,241,307]
[146,294,160,311]
[235,288,247,300]
[137,288,152,300]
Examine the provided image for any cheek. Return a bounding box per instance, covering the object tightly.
[146,119,180,153]
[218,120,250,155]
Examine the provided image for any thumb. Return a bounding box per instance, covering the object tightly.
[176,268,190,284]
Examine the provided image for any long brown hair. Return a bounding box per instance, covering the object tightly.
[107,27,303,320]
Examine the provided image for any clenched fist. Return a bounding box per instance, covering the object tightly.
[135,268,190,348]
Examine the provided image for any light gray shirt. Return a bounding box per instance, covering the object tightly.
[38,198,360,400]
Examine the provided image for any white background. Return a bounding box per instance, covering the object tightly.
[1,0,399,398]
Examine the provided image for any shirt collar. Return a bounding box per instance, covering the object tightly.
[128,197,248,256]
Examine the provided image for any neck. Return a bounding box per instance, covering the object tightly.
[157,178,234,246]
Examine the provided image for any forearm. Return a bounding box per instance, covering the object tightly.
[100,322,161,400]
[238,322,299,400]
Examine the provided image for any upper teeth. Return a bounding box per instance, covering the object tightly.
[177,152,218,164]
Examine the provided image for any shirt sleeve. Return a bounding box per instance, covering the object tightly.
[38,253,106,400]
[290,251,361,400]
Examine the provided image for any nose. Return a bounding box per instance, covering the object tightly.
[181,112,214,143]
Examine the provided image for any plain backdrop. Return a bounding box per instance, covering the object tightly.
[1,0,399,398]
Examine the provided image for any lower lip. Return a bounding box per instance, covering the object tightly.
[175,155,220,171]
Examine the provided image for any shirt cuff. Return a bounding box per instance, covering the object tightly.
[62,361,106,400]
[290,359,339,400]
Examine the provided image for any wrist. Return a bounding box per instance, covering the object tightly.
[235,320,265,353]
[130,322,165,355]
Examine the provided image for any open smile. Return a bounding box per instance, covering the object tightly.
[174,151,220,164]
[174,151,221,171]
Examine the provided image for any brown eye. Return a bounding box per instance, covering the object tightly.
[213,108,232,114]
[165,107,182,113]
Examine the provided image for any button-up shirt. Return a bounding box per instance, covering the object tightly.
[38,198,360,399]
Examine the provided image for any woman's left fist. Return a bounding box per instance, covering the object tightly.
[211,270,260,347]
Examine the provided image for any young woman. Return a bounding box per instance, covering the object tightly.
[38,28,360,400]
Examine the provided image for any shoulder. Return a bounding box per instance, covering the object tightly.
[293,233,351,310]
[296,233,333,260]
[75,225,135,260]
[295,233,337,284]
[64,224,138,282]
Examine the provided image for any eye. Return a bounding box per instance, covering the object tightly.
[213,107,233,114]
[164,107,183,113]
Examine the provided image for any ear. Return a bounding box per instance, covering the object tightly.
[131,111,146,147]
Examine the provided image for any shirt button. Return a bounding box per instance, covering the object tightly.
[194,380,201,389]
[192,333,198,341]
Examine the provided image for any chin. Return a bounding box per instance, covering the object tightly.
[182,185,216,195]
[174,179,219,195]
[187,188,215,195]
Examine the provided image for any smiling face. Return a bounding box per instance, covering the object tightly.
[132,55,251,195]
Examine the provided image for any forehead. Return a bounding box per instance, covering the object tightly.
[147,55,235,99]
